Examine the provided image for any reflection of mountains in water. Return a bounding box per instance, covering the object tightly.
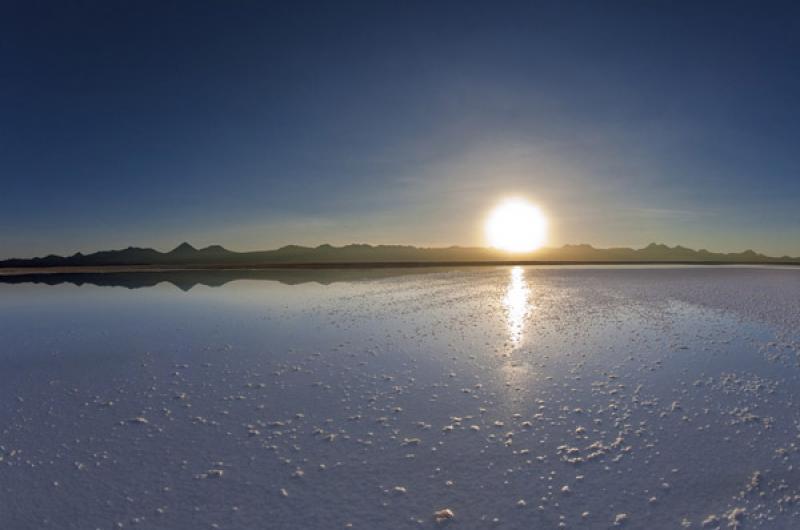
[0,268,442,291]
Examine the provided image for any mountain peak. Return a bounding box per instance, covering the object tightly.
[644,242,669,250]
[201,244,228,252]
[170,242,197,253]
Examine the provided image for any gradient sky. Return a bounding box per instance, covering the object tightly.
[2,0,799,258]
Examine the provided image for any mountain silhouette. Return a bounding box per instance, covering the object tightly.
[1,242,798,270]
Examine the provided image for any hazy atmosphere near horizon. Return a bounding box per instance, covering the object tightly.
[2,1,800,258]
[4,3,800,530]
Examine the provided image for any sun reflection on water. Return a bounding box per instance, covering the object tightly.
[503,266,531,349]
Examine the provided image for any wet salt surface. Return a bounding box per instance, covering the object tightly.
[1,266,800,529]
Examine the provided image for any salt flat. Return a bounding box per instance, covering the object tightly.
[1,266,799,529]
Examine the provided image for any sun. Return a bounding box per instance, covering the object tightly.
[485,198,548,252]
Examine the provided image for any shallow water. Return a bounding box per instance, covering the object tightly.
[2,266,800,529]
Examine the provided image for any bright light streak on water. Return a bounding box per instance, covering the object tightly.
[503,266,531,350]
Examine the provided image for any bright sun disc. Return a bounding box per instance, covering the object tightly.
[486,199,548,252]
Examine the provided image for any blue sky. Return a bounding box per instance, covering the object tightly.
[2,0,799,258]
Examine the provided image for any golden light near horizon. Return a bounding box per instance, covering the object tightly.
[485,198,548,252]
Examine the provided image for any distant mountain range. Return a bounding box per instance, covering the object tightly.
[1,242,798,269]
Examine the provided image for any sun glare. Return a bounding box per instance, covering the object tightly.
[486,198,548,252]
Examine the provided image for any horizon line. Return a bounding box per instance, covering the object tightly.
[3,240,800,265]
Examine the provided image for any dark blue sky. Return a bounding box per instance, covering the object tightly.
[2,0,799,258]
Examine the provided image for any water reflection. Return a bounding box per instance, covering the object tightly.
[0,268,442,290]
[503,266,531,349]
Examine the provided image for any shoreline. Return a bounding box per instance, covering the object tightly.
[1,260,800,276]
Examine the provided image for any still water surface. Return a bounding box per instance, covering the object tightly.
[1,267,800,529]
